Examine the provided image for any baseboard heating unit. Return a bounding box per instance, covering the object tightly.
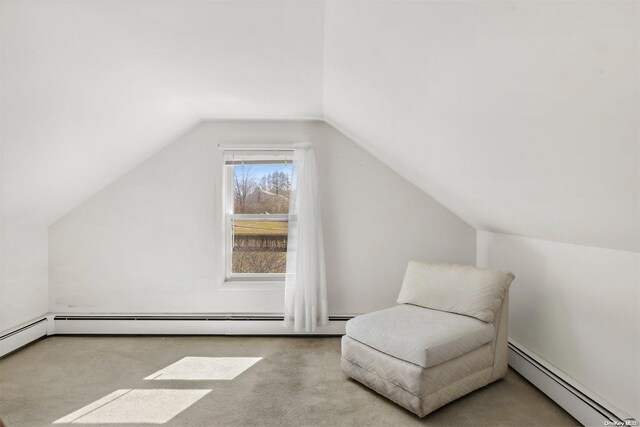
[508,341,636,427]
[0,317,49,357]
[52,314,352,336]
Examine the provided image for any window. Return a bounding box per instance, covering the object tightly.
[223,150,294,282]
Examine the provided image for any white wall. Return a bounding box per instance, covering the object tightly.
[477,231,640,420]
[324,0,639,252]
[1,1,51,331]
[49,120,475,315]
[0,219,49,332]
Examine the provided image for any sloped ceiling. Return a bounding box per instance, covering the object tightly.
[324,0,639,252]
[1,0,324,225]
[3,0,638,253]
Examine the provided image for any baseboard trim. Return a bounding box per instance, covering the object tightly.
[508,341,636,427]
[53,314,352,335]
[0,317,49,358]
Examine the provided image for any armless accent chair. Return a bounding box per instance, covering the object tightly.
[341,261,515,417]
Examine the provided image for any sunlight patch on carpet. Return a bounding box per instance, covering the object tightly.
[53,389,210,424]
[144,356,262,380]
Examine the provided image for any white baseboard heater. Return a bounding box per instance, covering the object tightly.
[0,317,49,357]
[53,314,351,336]
[508,341,636,427]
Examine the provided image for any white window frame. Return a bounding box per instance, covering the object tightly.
[222,150,294,284]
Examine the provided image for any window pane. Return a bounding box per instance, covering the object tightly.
[232,220,288,274]
[232,164,292,214]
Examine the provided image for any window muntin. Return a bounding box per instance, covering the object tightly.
[224,151,294,282]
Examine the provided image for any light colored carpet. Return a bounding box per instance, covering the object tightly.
[0,336,580,426]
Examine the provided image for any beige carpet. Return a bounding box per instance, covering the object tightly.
[0,336,580,426]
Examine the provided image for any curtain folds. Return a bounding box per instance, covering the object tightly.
[283,143,328,332]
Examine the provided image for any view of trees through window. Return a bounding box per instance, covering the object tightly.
[231,163,293,275]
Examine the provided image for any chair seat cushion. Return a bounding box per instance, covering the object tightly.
[345,304,495,368]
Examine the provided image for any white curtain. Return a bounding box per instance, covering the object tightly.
[284,143,328,332]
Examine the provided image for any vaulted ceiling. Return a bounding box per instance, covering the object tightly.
[323,0,639,252]
[2,0,638,252]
